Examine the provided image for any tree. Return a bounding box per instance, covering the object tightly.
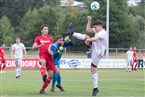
[0,0,60,28]
[20,5,61,46]
[0,16,14,46]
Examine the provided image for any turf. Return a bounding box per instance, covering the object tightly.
[0,69,144,97]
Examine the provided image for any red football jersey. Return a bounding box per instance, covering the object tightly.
[34,35,54,56]
[132,49,137,58]
[0,47,4,58]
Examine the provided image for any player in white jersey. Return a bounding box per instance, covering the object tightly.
[126,47,133,72]
[85,16,107,96]
[11,36,26,79]
[65,16,107,96]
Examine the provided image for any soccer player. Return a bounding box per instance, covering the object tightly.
[126,47,134,72]
[11,36,26,78]
[50,35,74,92]
[142,53,145,70]
[85,16,107,96]
[0,42,6,73]
[132,47,138,70]
[32,24,55,94]
[66,16,108,96]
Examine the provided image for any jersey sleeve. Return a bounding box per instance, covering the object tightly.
[97,31,107,39]
[34,37,40,45]
[51,45,59,59]
[63,40,75,47]
[22,44,26,50]
[11,44,15,51]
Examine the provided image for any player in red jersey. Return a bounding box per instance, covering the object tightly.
[0,42,6,73]
[32,24,55,94]
[132,47,138,70]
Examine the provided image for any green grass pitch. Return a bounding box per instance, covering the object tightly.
[0,69,144,97]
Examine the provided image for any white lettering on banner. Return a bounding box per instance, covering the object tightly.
[59,59,127,68]
[21,61,37,68]
[6,60,15,67]
[5,58,128,68]
[5,58,40,68]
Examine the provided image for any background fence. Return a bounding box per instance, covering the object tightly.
[4,47,145,59]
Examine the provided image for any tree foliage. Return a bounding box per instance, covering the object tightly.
[0,0,144,49]
[0,16,14,46]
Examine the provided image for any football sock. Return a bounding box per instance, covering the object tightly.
[72,32,86,40]
[126,65,128,71]
[57,74,61,86]
[129,65,131,71]
[41,78,51,91]
[18,67,21,76]
[2,64,6,70]
[134,62,137,69]
[40,66,46,77]
[92,72,98,88]
[15,67,19,76]
[52,73,58,87]
[0,65,1,71]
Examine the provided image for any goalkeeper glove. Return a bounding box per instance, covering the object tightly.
[58,46,64,53]
[64,36,70,42]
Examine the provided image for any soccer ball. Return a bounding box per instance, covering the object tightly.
[90,1,100,11]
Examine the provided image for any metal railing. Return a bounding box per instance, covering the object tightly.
[4,47,145,59]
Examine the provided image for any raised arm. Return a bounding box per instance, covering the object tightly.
[86,16,92,32]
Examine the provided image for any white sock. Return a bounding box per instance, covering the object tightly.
[92,72,98,88]
[126,65,128,71]
[18,67,21,76]
[129,65,131,71]
[72,32,86,40]
[15,67,19,76]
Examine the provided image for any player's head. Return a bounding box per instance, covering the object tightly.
[93,20,103,32]
[129,47,132,51]
[134,47,136,50]
[55,35,63,45]
[16,36,20,44]
[41,24,49,36]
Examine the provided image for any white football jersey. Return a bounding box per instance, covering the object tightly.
[91,28,108,56]
[127,50,133,60]
[12,43,26,58]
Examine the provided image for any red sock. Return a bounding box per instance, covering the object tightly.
[40,66,46,77]
[41,78,51,91]
[0,65,1,71]
[134,62,138,69]
[2,64,6,70]
[131,64,133,70]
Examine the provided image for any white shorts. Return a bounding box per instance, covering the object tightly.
[91,49,102,66]
[15,58,22,66]
[127,59,133,65]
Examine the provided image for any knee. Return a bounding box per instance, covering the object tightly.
[91,63,97,73]
[40,60,46,66]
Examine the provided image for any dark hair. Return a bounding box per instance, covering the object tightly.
[16,36,20,39]
[93,20,103,26]
[55,35,63,41]
[40,24,48,30]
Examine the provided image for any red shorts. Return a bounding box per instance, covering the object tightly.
[0,57,6,64]
[39,54,55,71]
